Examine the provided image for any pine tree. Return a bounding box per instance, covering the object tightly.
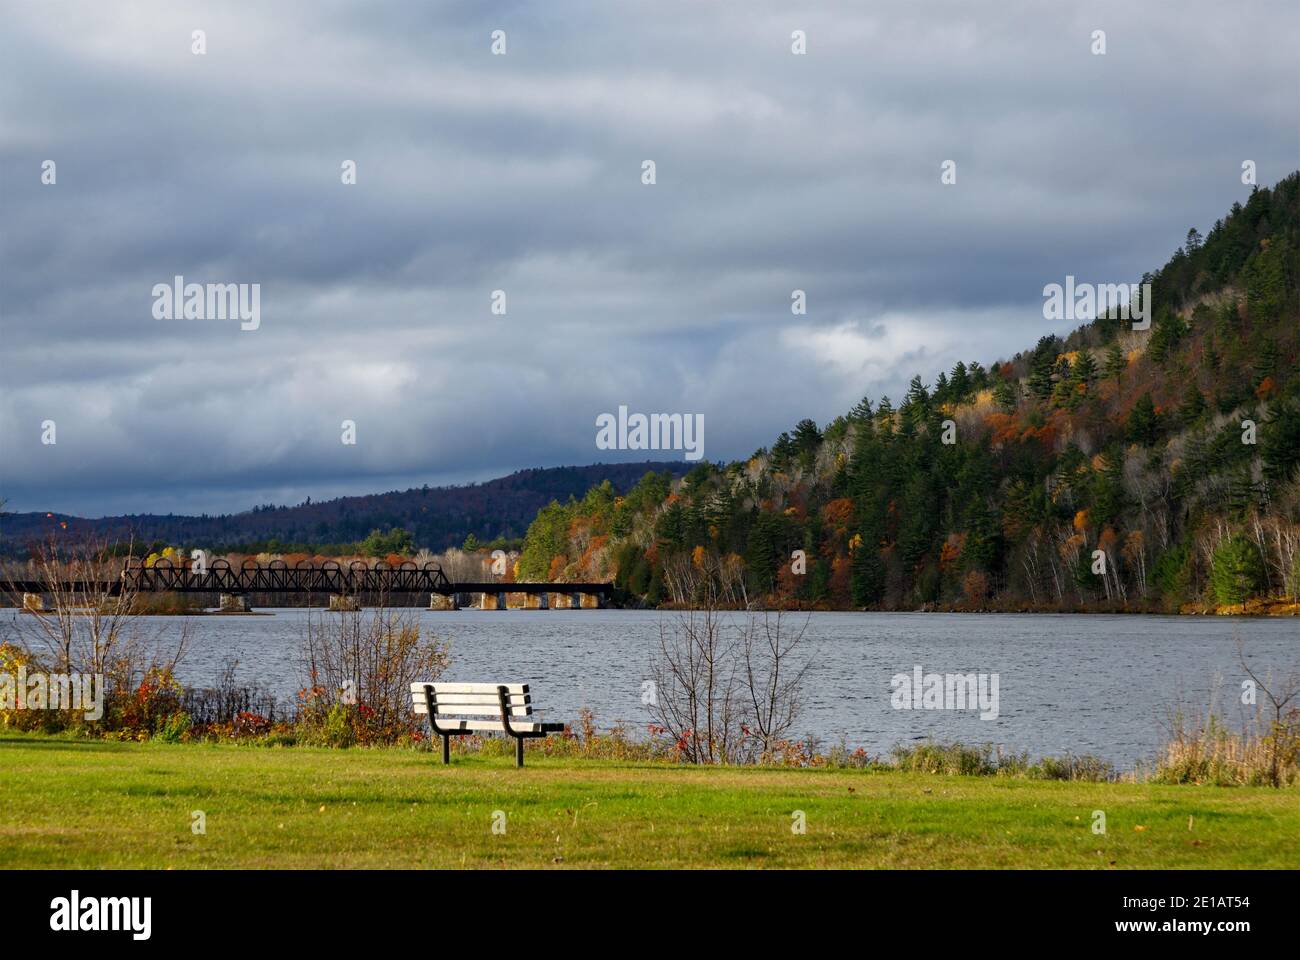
[1180,382,1206,424]
[1211,535,1263,605]
[1029,351,1055,398]
[850,535,887,607]
[1127,393,1160,445]
[1103,342,1126,382]
[993,378,1017,410]
[949,361,971,402]
[1253,335,1278,388]
[848,395,873,423]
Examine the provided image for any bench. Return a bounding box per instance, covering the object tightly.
[411,682,565,767]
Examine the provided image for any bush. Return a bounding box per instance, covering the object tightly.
[890,741,1001,776]
[298,605,450,744]
[154,711,192,743]
[322,703,356,749]
[1032,754,1115,782]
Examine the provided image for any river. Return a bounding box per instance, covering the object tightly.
[105,608,1299,770]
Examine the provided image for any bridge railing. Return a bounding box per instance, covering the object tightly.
[120,558,454,594]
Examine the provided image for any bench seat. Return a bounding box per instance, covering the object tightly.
[411,681,565,767]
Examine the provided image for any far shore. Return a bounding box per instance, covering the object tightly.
[3,597,1297,616]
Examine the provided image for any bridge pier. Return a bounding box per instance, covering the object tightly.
[522,592,547,610]
[21,593,45,612]
[218,593,251,613]
[328,594,361,611]
[479,592,507,610]
[429,593,459,611]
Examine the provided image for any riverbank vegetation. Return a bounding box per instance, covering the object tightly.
[518,175,1300,614]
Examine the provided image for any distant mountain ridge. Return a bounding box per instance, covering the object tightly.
[0,462,692,555]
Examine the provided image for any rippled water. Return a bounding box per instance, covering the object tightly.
[64,608,1300,769]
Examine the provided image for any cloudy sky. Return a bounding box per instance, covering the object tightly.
[1,0,1296,517]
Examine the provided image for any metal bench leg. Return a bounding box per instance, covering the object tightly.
[497,684,528,768]
[424,684,453,766]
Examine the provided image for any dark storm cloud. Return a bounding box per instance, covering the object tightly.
[1,0,1296,515]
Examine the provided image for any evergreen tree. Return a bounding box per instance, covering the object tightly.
[1029,350,1055,398]
[949,361,971,402]
[850,536,887,607]
[1252,335,1278,388]
[1127,393,1160,445]
[1211,535,1263,605]
[1180,381,1206,424]
[1103,341,1126,382]
[992,378,1017,410]
[1072,349,1098,385]
[848,395,873,423]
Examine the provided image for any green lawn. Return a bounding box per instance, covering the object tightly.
[1,734,1295,868]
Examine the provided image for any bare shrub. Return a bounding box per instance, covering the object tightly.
[648,561,810,764]
[298,603,450,737]
[738,610,811,760]
[649,602,742,763]
[4,534,190,723]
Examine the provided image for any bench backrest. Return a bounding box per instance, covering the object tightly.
[410,682,532,719]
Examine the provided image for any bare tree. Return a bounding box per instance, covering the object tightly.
[739,610,811,759]
[5,533,189,685]
[649,558,810,764]
[649,602,741,764]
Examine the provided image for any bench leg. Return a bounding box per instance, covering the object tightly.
[515,737,524,768]
[442,734,450,765]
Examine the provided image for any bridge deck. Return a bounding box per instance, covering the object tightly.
[6,562,612,597]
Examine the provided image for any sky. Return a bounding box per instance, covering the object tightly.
[1,0,1297,517]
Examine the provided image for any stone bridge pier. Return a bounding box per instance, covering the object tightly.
[218,593,251,612]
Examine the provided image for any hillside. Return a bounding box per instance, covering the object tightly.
[0,462,691,557]
[517,175,1300,612]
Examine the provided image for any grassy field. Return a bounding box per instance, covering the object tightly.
[1,733,1296,868]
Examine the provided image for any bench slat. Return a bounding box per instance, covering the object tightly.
[412,682,528,696]
[420,692,531,706]
[413,701,532,717]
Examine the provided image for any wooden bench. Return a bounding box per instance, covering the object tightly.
[411,682,565,767]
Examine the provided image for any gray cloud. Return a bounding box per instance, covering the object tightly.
[1,0,1297,515]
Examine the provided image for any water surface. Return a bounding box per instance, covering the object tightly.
[81,608,1300,769]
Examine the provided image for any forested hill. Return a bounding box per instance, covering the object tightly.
[0,462,691,556]
[518,174,1300,612]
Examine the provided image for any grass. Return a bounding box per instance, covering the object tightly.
[1,733,1296,869]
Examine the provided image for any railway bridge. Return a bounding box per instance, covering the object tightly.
[9,558,613,611]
